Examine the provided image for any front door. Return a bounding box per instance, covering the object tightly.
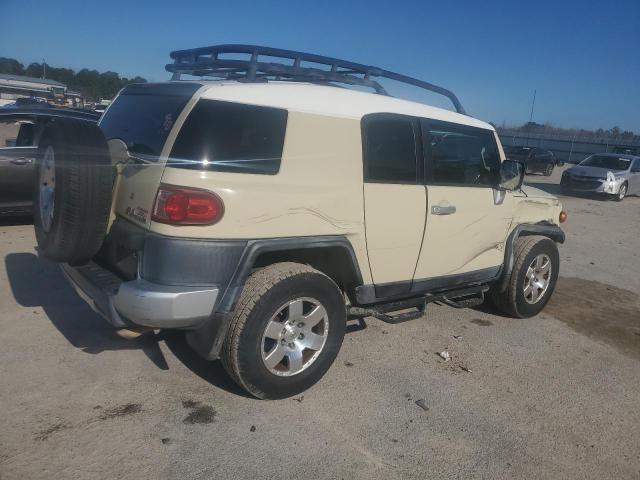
[412,120,511,290]
[362,114,426,297]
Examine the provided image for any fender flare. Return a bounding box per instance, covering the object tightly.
[500,223,565,291]
[186,235,364,360]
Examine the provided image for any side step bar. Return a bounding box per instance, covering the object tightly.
[347,285,489,324]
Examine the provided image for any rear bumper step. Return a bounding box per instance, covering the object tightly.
[61,262,219,329]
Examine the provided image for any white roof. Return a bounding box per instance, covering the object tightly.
[197,81,493,131]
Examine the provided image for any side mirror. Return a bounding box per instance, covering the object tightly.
[499,160,525,191]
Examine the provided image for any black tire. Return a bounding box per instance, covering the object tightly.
[221,262,346,399]
[490,236,559,318]
[613,182,627,202]
[33,120,113,265]
[543,163,554,176]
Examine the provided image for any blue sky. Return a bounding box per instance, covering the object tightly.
[1,0,638,131]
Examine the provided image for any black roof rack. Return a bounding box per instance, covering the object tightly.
[166,44,466,114]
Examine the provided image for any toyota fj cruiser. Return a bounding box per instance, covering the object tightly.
[32,45,566,399]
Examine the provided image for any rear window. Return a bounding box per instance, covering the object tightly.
[99,93,192,158]
[170,99,288,174]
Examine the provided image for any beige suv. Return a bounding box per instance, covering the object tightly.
[32,45,566,399]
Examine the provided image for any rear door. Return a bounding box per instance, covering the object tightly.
[362,114,426,297]
[412,120,510,289]
[0,120,37,211]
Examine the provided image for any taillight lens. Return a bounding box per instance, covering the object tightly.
[152,185,224,225]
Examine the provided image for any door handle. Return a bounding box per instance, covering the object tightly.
[10,157,32,165]
[431,204,456,215]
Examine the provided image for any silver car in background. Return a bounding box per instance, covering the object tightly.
[561,153,640,201]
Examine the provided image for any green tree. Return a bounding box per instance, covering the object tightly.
[0,57,25,75]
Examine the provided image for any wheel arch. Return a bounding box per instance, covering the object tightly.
[499,223,564,292]
[218,236,364,313]
[186,236,364,360]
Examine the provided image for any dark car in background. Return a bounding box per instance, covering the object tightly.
[0,108,100,217]
[505,145,561,176]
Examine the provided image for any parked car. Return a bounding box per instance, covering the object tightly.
[611,145,639,155]
[29,45,566,399]
[561,153,640,201]
[504,145,560,176]
[0,109,101,216]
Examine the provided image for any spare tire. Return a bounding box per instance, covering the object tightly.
[33,119,113,265]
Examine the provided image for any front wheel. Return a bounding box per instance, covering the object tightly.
[221,262,346,399]
[613,182,627,202]
[490,236,560,318]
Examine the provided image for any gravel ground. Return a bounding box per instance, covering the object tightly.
[1,165,639,480]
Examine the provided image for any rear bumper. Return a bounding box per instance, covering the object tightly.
[61,262,219,329]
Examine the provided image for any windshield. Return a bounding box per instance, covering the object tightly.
[99,93,191,157]
[579,155,630,170]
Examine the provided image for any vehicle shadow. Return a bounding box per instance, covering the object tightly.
[524,181,563,196]
[0,215,33,227]
[4,252,244,396]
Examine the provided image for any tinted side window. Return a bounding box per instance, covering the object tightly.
[362,115,418,183]
[425,121,500,187]
[170,100,288,174]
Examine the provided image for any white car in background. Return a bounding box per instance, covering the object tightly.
[561,153,640,201]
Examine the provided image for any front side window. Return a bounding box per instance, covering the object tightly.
[170,100,288,174]
[362,114,418,183]
[425,121,500,187]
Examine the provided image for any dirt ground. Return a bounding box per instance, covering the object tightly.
[1,166,639,480]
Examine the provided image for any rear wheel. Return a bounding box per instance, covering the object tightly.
[221,262,346,399]
[490,236,559,318]
[33,120,113,265]
[543,163,554,176]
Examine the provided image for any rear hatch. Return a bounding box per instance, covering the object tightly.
[99,82,202,229]
[94,82,202,279]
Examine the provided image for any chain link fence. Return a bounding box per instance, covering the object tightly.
[497,129,640,163]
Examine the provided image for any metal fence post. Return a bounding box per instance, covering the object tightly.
[568,132,576,163]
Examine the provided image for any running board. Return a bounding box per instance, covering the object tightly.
[348,285,489,324]
[433,285,489,309]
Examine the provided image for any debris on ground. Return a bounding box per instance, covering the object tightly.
[344,361,354,367]
[415,399,429,411]
[460,365,472,373]
[453,335,463,340]
[438,350,451,361]
[250,425,256,432]
[293,395,304,403]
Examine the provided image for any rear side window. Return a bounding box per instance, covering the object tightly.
[170,100,288,174]
[425,121,500,187]
[100,93,192,158]
[362,114,418,183]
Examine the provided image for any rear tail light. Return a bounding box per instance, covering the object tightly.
[152,185,224,225]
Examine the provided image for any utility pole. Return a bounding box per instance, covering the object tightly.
[528,89,536,123]
[526,89,536,146]
[42,59,46,79]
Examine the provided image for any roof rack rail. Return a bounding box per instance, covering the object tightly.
[166,44,466,114]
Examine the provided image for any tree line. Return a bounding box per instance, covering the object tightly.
[0,57,147,102]
[497,121,639,144]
